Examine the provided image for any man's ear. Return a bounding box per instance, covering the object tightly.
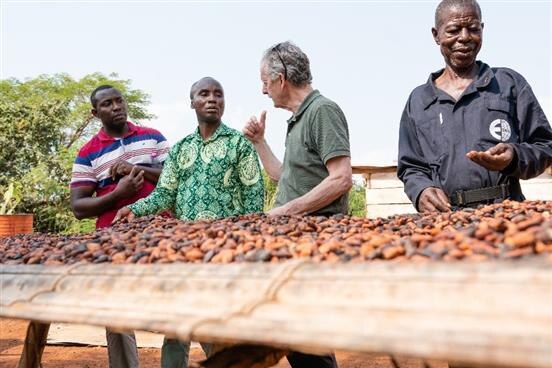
[431,27,439,45]
[190,100,195,109]
[91,108,98,118]
[279,74,286,89]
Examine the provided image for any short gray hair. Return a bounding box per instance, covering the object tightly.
[435,0,482,28]
[262,41,312,87]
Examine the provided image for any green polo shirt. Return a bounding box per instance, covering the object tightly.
[129,123,264,221]
[274,90,350,215]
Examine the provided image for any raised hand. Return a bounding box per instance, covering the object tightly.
[243,110,267,145]
[466,143,515,171]
[109,161,135,181]
[418,187,451,213]
[114,166,144,198]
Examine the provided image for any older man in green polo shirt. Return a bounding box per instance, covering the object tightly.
[243,41,352,368]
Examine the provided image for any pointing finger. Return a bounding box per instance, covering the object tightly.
[260,110,267,128]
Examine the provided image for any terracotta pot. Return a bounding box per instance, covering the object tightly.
[0,214,33,237]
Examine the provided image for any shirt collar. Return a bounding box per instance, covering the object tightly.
[287,89,321,124]
[420,61,494,109]
[97,121,138,142]
[192,122,231,143]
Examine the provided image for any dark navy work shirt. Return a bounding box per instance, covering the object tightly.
[398,61,552,209]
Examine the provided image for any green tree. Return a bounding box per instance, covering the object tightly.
[0,73,153,233]
[262,170,278,212]
[348,182,366,217]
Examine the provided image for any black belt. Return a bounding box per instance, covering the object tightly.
[450,184,510,207]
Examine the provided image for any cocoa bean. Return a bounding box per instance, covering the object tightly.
[0,200,550,265]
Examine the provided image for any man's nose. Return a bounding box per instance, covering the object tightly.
[458,27,470,42]
[112,101,122,111]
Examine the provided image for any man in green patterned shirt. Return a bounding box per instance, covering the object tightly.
[113,77,264,368]
[114,77,264,222]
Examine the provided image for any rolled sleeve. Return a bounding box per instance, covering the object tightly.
[70,153,97,189]
[310,104,351,165]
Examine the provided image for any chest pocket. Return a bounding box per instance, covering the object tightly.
[478,95,518,150]
[415,117,445,163]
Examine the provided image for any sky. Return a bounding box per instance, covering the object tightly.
[1,0,550,167]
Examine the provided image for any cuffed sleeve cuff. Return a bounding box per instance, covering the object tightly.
[322,149,350,165]
[127,202,143,217]
[406,179,435,212]
[501,145,520,177]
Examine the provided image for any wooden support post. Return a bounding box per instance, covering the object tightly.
[18,321,50,368]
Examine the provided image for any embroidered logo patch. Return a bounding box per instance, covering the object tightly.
[489,119,511,142]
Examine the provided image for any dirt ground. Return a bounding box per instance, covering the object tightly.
[1,318,447,368]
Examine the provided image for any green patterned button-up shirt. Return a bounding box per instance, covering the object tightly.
[128,123,264,221]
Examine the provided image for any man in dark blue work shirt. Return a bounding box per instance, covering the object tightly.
[398,0,552,212]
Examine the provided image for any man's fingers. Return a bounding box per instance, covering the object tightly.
[431,195,450,212]
[466,151,477,159]
[112,209,125,224]
[133,170,144,187]
[112,208,134,224]
[420,198,437,213]
[435,190,451,209]
[487,143,509,156]
[468,153,491,168]
[259,110,267,128]
[110,163,119,180]
[478,152,501,165]
[129,166,138,177]
[419,189,437,213]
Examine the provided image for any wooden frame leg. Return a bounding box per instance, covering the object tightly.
[18,321,50,368]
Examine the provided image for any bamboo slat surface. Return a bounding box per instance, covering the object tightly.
[1,260,551,368]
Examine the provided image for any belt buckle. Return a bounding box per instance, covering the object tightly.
[500,184,509,199]
[454,190,465,206]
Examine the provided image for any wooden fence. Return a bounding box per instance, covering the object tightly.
[2,259,551,368]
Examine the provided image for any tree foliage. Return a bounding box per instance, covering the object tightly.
[348,182,366,217]
[0,73,153,233]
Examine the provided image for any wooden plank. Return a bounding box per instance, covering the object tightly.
[521,180,552,201]
[367,172,403,189]
[352,166,396,175]
[1,261,551,368]
[366,204,416,218]
[366,188,411,205]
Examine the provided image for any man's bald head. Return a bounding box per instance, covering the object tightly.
[435,0,482,29]
[189,77,223,100]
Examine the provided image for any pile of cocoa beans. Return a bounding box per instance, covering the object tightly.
[1,200,551,265]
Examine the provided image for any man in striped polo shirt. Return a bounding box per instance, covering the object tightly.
[70,85,169,367]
